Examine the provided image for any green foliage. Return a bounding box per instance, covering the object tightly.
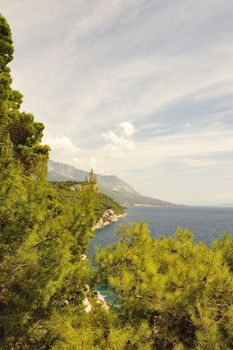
[51,180,86,189]
[214,233,233,272]
[0,14,95,349]
[0,15,13,70]
[0,159,96,348]
[89,168,97,184]
[48,223,233,350]
[49,303,153,350]
[94,223,233,349]
[51,180,125,221]
[0,13,49,176]
[94,192,125,221]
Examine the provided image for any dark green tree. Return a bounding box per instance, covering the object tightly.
[50,223,233,350]
[93,223,233,349]
[0,14,95,349]
[0,13,49,177]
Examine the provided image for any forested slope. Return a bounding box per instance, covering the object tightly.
[48,160,174,206]
[51,180,125,221]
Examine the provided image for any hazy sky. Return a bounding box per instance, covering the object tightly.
[1,0,233,205]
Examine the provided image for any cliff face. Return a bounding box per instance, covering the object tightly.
[93,209,127,230]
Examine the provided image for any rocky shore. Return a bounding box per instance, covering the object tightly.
[93,208,127,230]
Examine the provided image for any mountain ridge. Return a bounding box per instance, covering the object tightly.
[48,160,174,206]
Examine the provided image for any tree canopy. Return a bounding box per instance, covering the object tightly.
[0,14,49,177]
[0,13,95,349]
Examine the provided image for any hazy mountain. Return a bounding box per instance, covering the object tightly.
[48,160,174,206]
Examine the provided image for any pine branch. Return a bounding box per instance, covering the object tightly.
[33,234,60,248]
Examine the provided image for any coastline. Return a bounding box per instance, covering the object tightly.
[93,209,127,231]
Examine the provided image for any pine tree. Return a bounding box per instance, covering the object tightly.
[94,223,233,349]
[0,13,49,177]
[0,14,95,349]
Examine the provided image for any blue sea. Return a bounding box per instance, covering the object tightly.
[88,206,233,255]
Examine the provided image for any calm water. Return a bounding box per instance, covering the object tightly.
[88,206,233,255]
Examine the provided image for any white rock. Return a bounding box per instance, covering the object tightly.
[93,209,127,231]
[80,254,87,261]
[83,284,90,292]
[96,291,109,311]
[83,297,92,313]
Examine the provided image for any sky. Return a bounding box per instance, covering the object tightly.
[1,0,233,205]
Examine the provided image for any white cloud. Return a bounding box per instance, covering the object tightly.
[118,121,135,137]
[73,156,97,169]
[102,122,135,158]
[44,135,80,157]
[2,0,233,204]
[132,127,233,166]
[43,133,100,170]
[183,159,221,168]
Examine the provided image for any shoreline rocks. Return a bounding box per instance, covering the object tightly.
[93,208,127,230]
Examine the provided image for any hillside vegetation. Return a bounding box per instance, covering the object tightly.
[0,14,233,350]
[51,180,125,221]
[94,192,125,221]
[48,160,174,206]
